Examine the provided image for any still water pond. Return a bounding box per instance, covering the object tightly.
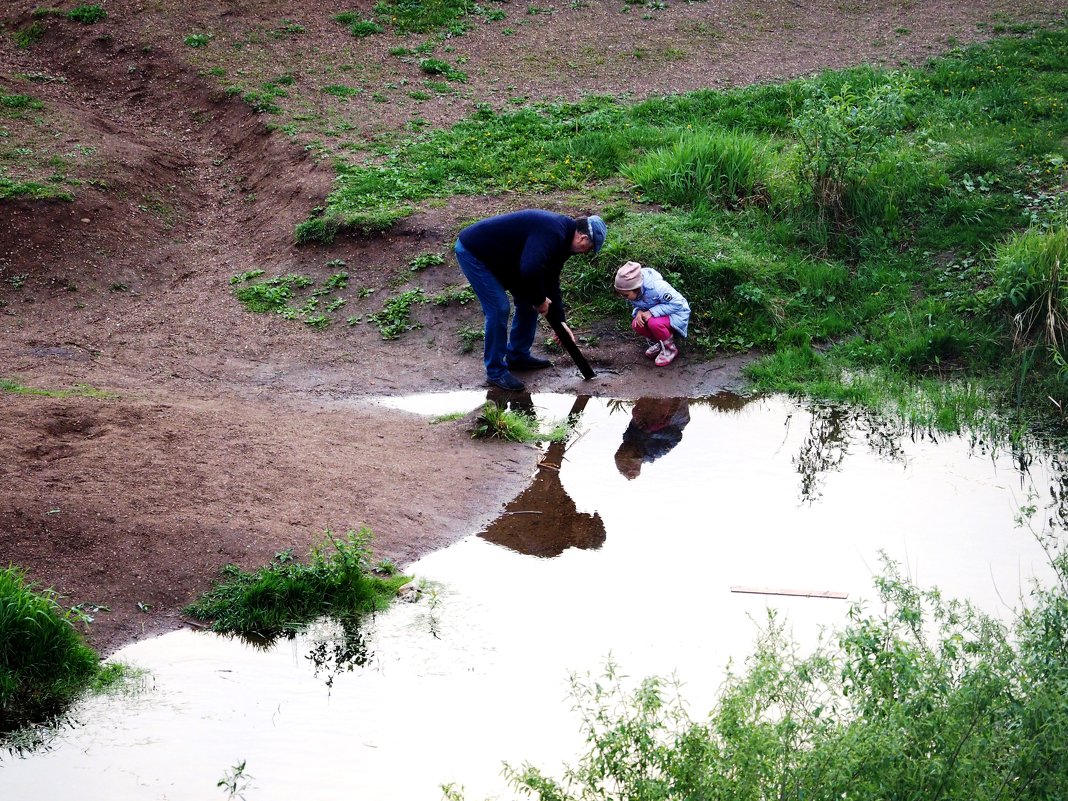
[2,393,1060,800]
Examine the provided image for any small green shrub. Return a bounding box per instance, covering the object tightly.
[419,58,467,82]
[66,4,107,23]
[0,94,44,110]
[233,274,313,313]
[372,0,475,34]
[409,252,445,272]
[791,72,913,239]
[472,402,569,443]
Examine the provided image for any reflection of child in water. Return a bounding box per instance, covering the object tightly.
[614,398,691,480]
[614,261,691,367]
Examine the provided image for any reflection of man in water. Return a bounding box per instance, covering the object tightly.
[614,398,691,480]
[479,394,606,558]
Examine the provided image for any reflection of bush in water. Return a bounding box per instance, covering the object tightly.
[304,618,373,689]
[460,549,1068,801]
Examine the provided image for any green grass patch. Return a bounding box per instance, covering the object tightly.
[183,528,409,641]
[472,401,570,443]
[14,22,45,48]
[1,567,103,732]
[0,178,73,201]
[0,378,114,399]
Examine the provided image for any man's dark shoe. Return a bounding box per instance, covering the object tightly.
[488,372,525,391]
[507,354,553,371]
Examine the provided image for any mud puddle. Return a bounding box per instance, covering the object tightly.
[1,393,1060,801]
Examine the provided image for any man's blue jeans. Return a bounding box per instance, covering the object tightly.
[455,239,538,381]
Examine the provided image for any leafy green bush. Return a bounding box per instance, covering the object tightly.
[791,72,913,241]
[184,529,408,640]
[0,567,100,732]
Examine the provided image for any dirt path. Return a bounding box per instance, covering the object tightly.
[1,0,1063,653]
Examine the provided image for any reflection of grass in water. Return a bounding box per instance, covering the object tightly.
[184,528,409,640]
[472,402,569,443]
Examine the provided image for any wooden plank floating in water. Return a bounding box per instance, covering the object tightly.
[731,586,849,599]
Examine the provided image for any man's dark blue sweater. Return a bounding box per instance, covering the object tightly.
[457,209,575,324]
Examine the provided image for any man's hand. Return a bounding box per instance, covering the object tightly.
[552,321,576,347]
[535,298,551,315]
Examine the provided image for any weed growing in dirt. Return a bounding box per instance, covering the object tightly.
[409,251,446,272]
[458,325,483,353]
[13,22,45,48]
[233,273,312,313]
[472,401,569,443]
[184,32,213,48]
[430,285,475,307]
[431,411,466,423]
[183,528,409,640]
[368,288,428,339]
[0,178,72,201]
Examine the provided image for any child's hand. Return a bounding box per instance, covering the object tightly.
[635,310,652,328]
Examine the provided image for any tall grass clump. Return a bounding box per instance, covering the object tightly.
[0,567,100,732]
[622,129,772,208]
[184,528,408,641]
[988,226,1068,405]
[472,402,568,443]
[450,543,1068,801]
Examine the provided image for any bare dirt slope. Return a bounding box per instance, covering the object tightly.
[1,0,1063,653]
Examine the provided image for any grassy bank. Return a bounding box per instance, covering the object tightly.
[0,567,123,736]
[300,25,1068,431]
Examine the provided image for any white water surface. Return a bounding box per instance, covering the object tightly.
[1,393,1059,801]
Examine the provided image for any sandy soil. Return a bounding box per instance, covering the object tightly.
[1,0,1063,653]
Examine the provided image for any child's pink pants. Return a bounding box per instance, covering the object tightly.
[632,315,673,341]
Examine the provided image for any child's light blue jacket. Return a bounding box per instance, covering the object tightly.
[627,267,691,337]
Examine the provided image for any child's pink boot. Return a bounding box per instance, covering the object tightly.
[644,340,662,359]
[654,338,678,366]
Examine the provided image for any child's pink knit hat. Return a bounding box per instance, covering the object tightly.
[614,261,643,291]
